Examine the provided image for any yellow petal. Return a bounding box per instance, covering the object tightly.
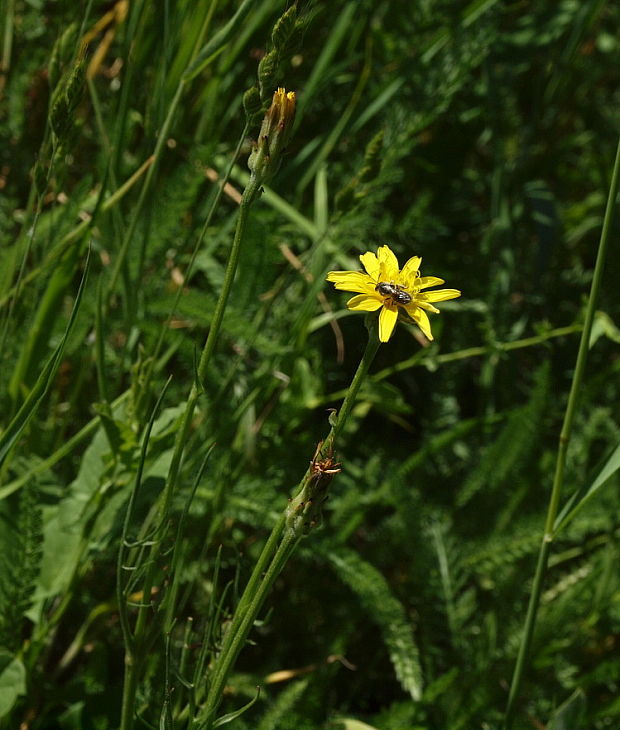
[359,251,380,280]
[417,276,445,289]
[377,245,400,279]
[346,294,383,311]
[326,269,357,282]
[406,305,433,340]
[327,269,353,279]
[326,271,375,294]
[415,300,440,314]
[419,288,461,303]
[378,304,398,342]
[400,256,421,284]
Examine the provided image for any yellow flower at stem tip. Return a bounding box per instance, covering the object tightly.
[326,245,461,343]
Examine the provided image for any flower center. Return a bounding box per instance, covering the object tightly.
[375,281,412,305]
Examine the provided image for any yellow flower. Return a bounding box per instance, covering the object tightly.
[326,245,461,342]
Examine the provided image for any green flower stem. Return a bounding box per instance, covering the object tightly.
[199,326,381,728]
[328,321,381,447]
[119,176,261,730]
[199,525,298,729]
[503,134,620,729]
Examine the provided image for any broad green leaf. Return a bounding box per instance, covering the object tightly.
[0,650,26,718]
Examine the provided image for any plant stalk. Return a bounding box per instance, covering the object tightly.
[119,177,261,730]
[503,134,620,728]
[199,327,381,728]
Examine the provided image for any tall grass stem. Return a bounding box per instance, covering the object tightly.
[118,176,261,730]
[503,134,620,728]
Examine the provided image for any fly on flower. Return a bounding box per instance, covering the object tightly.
[326,245,461,342]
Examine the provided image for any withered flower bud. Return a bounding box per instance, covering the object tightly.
[248,87,296,186]
[286,441,341,537]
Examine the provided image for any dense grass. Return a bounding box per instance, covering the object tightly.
[1,1,620,728]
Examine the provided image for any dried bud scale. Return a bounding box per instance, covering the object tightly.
[286,442,341,537]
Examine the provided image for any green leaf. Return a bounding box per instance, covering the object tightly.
[58,701,85,729]
[457,361,550,508]
[0,649,26,718]
[256,678,309,730]
[547,689,586,730]
[0,484,43,650]
[183,0,258,81]
[212,686,261,727]
[326,548,423,700]
[554,442,620,534]
[332,720,381,730]
[589,310,620,347]
[92,403,139,462]
[29,403,123,616]
[0,250,90,477]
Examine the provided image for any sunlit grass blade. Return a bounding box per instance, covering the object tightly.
[182,0,259,82]
[0,249,90,470]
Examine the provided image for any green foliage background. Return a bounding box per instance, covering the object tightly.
[1,0,619,728]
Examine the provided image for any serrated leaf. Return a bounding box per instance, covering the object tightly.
[256,678,309,730]
[327,548,423,700]
[457,361,549,508]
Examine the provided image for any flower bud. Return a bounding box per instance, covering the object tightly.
[271,6,297,51]
[285,441,340,537]
[258,51,278,102]
[248,87,296,185]
[243,86,263,126]
[49,50,86,141]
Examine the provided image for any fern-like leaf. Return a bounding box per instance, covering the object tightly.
[0,483,43,652]
[326,548,423,701]
[457,361,550,508]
